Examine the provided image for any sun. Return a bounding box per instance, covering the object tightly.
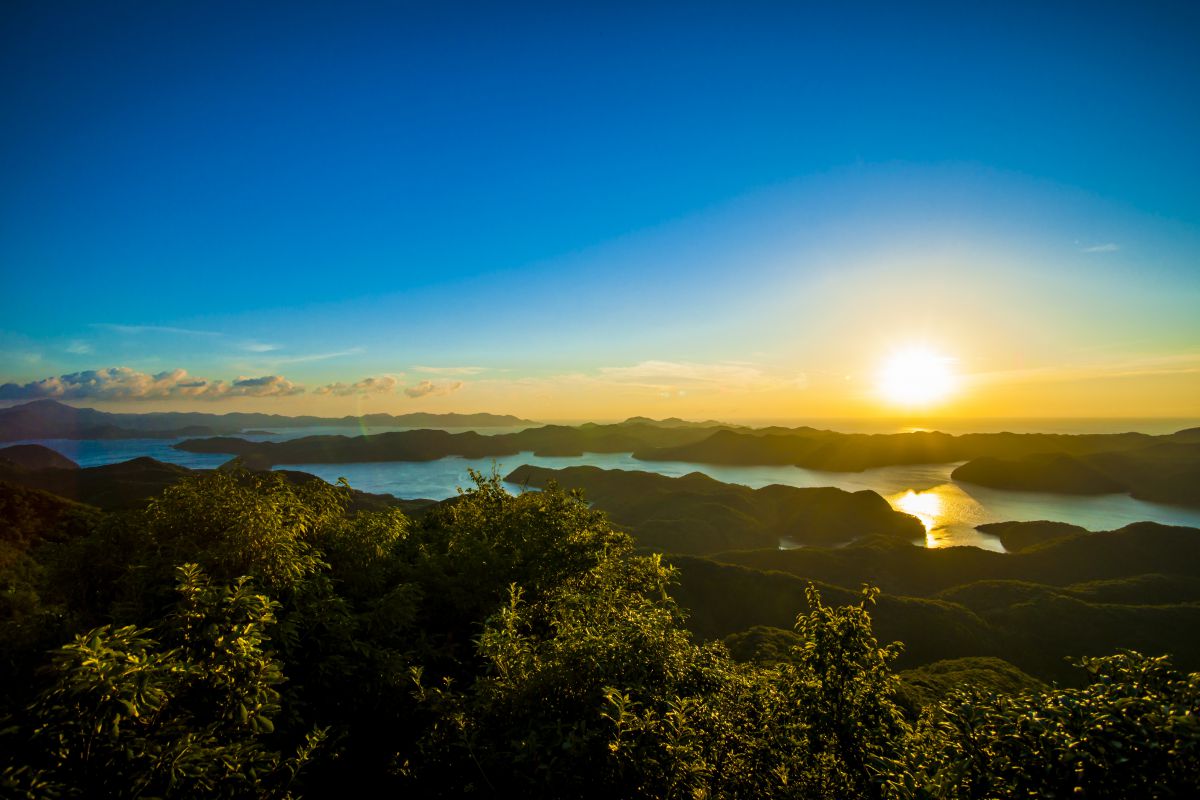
[877,347,957,407]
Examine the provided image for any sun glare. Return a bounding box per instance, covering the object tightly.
[878,347,956,407]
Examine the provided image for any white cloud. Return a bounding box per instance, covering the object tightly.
[968,352,1200,386]
[404,379,464,398]
[241,342,281,353]
[66,341,93,355]
[1081,242,1120,253]
[314,375,400,397]
[0,367,304,401]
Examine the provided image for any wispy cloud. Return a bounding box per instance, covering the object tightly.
[93,323,223,337]
[969,352,1200,386]
[314,375,400,397]
[260,347,365,365]
[470,360,811,402]
[1081,242,1120,253]
[411,365,488,375]
[66,340,93,355]
[0,367,304,401]
[90,325,361,366]
[404,379,464,398]
[598,360,767,390]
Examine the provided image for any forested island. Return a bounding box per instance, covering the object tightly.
[2,448,1199,796]
[951,441,1200,505]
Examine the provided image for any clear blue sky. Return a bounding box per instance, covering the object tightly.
[2,1,1198,418]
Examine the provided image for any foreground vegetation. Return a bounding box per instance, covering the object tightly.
[2,470,1198,797]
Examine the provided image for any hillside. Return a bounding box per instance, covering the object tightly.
[0,443,80,471]
[953,441,1200,506]
[635,427,1181,471]
[0,451,429,514]
[670,520,1200,682]
[709,521,1200,596]
[174,422,737,465]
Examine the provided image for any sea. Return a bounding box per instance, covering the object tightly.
[12,418,1200,554]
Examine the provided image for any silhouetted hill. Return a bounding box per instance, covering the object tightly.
[0,444,79,471]
[953,441,1200,506]
[953,453,1124,493]
[0,455,429,514]
[0,479,100,551]
[669,559,1002,670]
[174,422,733,465]
[708,521,1200,596]
[0,399,228,440]
[637,428,1167,471]
[897,657,1045,708]
[668,521,1200,681]
[0,457,194,510]
[180,430,518,466]
[503,464,923,553]
[615,416,738,429]
[975,520,1088,552]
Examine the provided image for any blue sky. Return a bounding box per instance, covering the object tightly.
[1,1,1198,418]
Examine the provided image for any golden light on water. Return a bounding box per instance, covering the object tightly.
[877,347,956,407]
[887,484,1004,551]
[894,489,941,535]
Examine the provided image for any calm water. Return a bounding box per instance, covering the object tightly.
[14,426,1200,553]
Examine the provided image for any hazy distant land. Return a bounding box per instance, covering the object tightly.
[0,398,539,441]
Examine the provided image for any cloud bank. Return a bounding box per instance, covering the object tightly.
[314,376,400,397]
[0,368,477,403]
[404,379,463,398]
[0,367,303,401]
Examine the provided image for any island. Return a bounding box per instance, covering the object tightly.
[504,464,924,553]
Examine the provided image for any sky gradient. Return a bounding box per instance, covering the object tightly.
[2,1,1198,421]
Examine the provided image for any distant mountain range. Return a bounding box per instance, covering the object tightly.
[0,399,540,441]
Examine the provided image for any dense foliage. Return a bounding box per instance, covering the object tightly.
[1,470,1197,797]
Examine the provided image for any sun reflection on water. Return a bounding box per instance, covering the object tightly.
[885,484,1002,551]
[893,489,942,546]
